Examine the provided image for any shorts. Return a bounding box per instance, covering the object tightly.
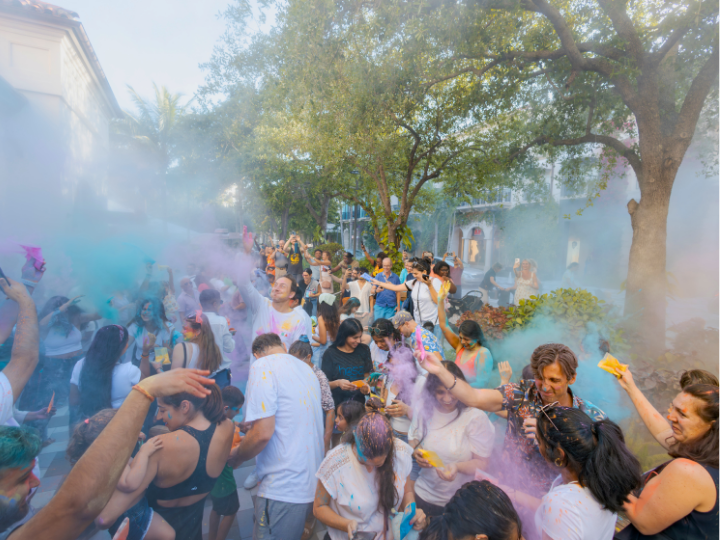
[152,496,206,540]
[211,489,240,516]
[109,496,153,540]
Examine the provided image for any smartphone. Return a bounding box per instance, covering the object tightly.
[422,273,430,280]
[515,258,520,265]
[351,532,376,540]
[0,266,6,281]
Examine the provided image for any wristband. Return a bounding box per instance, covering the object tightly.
[132,385,154,402]
[21,279,38,288]
[448,375,458,391]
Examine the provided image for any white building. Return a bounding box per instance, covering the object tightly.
[0,0,121,202]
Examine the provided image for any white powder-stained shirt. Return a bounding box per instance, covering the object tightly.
[244,353,324,504]
[534,475,617,540]
[408,407,494,506]
[238,281,312,355]
[0,373,14,425]
[316,439,413,540]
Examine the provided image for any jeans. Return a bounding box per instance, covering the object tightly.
[253,497,312,540]
[373,305,396,321]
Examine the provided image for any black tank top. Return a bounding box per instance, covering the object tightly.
[618,461,718,540]
[147,423,219,501]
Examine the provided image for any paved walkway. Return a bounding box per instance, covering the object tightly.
[33,406,326,540]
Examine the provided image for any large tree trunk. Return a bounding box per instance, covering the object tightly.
[624,147,681,357]
[280,203,291,239]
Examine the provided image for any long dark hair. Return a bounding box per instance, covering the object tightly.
[537,406,641,513]
[183,314,222,373]
[160,383,225,424]
[420,480,522,540]
[669,384,719,467]
[78,325,129,419]
[317,300,340,340]
[418,361,467,440]
[457,320,485,347]
[332,318,363,349]
[129,297,168,337]
[344,413,396,535]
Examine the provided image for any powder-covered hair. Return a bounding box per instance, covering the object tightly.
[0,426,42,472]
[344,413,396,536]
[385,345,419,405]
[418,361,467,441]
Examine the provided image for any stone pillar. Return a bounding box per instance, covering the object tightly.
[483,224,494,271]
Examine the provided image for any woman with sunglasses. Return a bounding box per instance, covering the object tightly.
[419,480,523,540]
[497,405,641,540]
[361,318,402,370]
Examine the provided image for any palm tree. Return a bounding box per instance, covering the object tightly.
[113,84,189,229]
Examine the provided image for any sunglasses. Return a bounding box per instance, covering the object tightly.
[538,401,560,430]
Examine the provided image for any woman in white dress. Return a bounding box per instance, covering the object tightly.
[509,259,540,304]
[314,412,427,539]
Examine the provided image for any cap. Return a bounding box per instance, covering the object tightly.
[390,311,414,328]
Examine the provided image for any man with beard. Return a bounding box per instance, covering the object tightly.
[0,427,41,539]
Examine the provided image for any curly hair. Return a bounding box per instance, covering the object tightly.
[531,343,578,380]
[66,409,118,464]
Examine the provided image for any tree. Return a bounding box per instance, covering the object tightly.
[201,0,514,251]
[353,0,718,353]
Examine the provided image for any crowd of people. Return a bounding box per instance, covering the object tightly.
[0,236,716,540]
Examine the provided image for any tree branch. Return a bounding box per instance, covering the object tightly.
[595,0,645,65]
[673,43,719,141]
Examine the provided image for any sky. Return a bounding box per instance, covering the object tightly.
[60,0,235,111]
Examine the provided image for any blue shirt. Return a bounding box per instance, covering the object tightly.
[412,327,446,360]
[374,272,401,307]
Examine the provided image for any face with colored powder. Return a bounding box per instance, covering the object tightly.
[182,322,199,341]
[140,302,153,323]
[434,384,460,413]
[156,399,189,431]
[0,460,40,531]
[458,332,479,350]
[533,361,575,405]
[667,392,713,444]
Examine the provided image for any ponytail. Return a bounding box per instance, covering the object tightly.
[161,383,225,424]
[537,407,641,513]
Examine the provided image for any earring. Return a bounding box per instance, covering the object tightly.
[554,457,564,467]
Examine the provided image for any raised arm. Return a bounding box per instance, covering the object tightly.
[362,246,376,267]
[420,352,504,412]
[13,369,214,540]
[0,278,39,402]
[424,276,439,305]
[616,369,673,448]
[437,294,460,350]
[340,268,352,292]
[370,278,407,293]
[453,255,463,270]
[0,259,44,345]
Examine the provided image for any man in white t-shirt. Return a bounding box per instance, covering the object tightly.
[229,333,324,540]
[237,273,312,355]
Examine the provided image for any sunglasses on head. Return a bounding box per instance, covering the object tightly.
[538,401,560,430]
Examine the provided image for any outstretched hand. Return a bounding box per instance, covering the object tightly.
[498,361,513,385]
[21,258,46,284]
[616,368,636,392]
[138,368,215,399]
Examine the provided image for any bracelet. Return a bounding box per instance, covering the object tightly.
[448,376,458,391]
[21,279,38,288]
[132,385,154,402]
[141,353,149,358]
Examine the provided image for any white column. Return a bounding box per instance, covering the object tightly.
[484,225,494,271]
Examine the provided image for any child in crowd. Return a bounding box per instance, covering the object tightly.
[66,409,175,540]
[208,385,245,540]
[338,297,361,321]
[334,400,365,437]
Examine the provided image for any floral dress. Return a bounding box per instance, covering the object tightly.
[514,275,538,303]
